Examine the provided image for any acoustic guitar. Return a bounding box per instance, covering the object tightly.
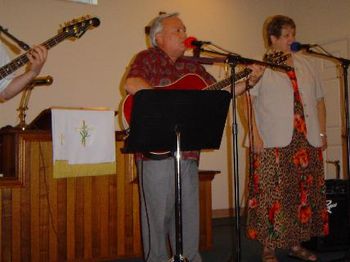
[121,68,252,129]
[121,52,290,157]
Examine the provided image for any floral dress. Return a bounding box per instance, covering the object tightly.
[246,70,329,249]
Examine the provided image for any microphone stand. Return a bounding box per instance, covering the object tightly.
[187,47,291,261]
[305,49,350,176]
[185,49,243,261]
[223,53,291,262]
[226,53,242,262]
[0,25,30,51]
[304,49,350,261]
[16,76,53,130]
[186,47,292,261]
[190,48,292,71]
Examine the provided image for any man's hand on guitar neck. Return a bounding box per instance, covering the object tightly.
[233,64,265,96]
[247,64,265,86]
[27,45,48,76]
[125,77,152,95]
[0,45,48,101]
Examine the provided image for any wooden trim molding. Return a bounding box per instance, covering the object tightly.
[212,207,247,219]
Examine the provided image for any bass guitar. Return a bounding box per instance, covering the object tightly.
[0,16,100,81]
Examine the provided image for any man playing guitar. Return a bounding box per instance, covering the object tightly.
[123,12,263,262]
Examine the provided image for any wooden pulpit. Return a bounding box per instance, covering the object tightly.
[0,110,219,261]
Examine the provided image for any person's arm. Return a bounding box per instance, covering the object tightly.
[0,45,47,101]
[235,64,265,96]
[124,77,152,95]
[249,96,264,153]
[317,98,327,151]
[241,92,264,153]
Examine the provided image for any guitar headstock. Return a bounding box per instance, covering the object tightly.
[263,50,291,65]
[263,50,293,71]
[61,16,100,39]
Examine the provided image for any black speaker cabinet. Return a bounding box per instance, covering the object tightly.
[303,179,350,251]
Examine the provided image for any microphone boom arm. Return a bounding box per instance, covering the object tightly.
[226,53,293,72]
[188,47,293,72]
[305,49,350,66]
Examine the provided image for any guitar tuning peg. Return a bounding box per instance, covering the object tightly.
[64,20,72,27]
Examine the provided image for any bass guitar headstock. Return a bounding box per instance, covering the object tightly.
[61,15,100,39]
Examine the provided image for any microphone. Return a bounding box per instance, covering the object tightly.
[290,41,317,52]
[30,75,54,86]
[184,36,211,49]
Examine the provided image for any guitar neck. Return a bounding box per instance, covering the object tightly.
[205,68,252,91]
[0,31,70,81]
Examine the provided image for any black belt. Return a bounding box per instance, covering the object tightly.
[143,151,173,160]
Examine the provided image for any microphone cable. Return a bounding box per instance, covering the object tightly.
[245,90,257,192]
[139,159,152,261]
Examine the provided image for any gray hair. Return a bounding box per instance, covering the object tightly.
[149,12,179,47]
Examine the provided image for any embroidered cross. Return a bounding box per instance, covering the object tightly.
[76,120,93,147]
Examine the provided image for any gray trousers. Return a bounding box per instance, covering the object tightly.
[137,158,201,262]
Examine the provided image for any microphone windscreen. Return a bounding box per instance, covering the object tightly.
[290,42,301,52]
[184,36,197,48]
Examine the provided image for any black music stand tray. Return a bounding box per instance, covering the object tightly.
[124,89,231,262]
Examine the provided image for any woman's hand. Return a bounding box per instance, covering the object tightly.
[320,134,328,151]
[252,133,264,154]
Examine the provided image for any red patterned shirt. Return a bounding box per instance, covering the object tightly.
[126,47,216,160]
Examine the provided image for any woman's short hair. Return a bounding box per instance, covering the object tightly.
[264,15,296,47]
[149,12,179,47]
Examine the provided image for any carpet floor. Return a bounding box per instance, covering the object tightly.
[113,217,350,261]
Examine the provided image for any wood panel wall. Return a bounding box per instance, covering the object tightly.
[0,130,216,261]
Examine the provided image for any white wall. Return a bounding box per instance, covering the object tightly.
[287,0,350,44]
[1,0,349,211]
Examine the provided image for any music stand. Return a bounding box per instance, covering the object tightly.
[125,89,231,261]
